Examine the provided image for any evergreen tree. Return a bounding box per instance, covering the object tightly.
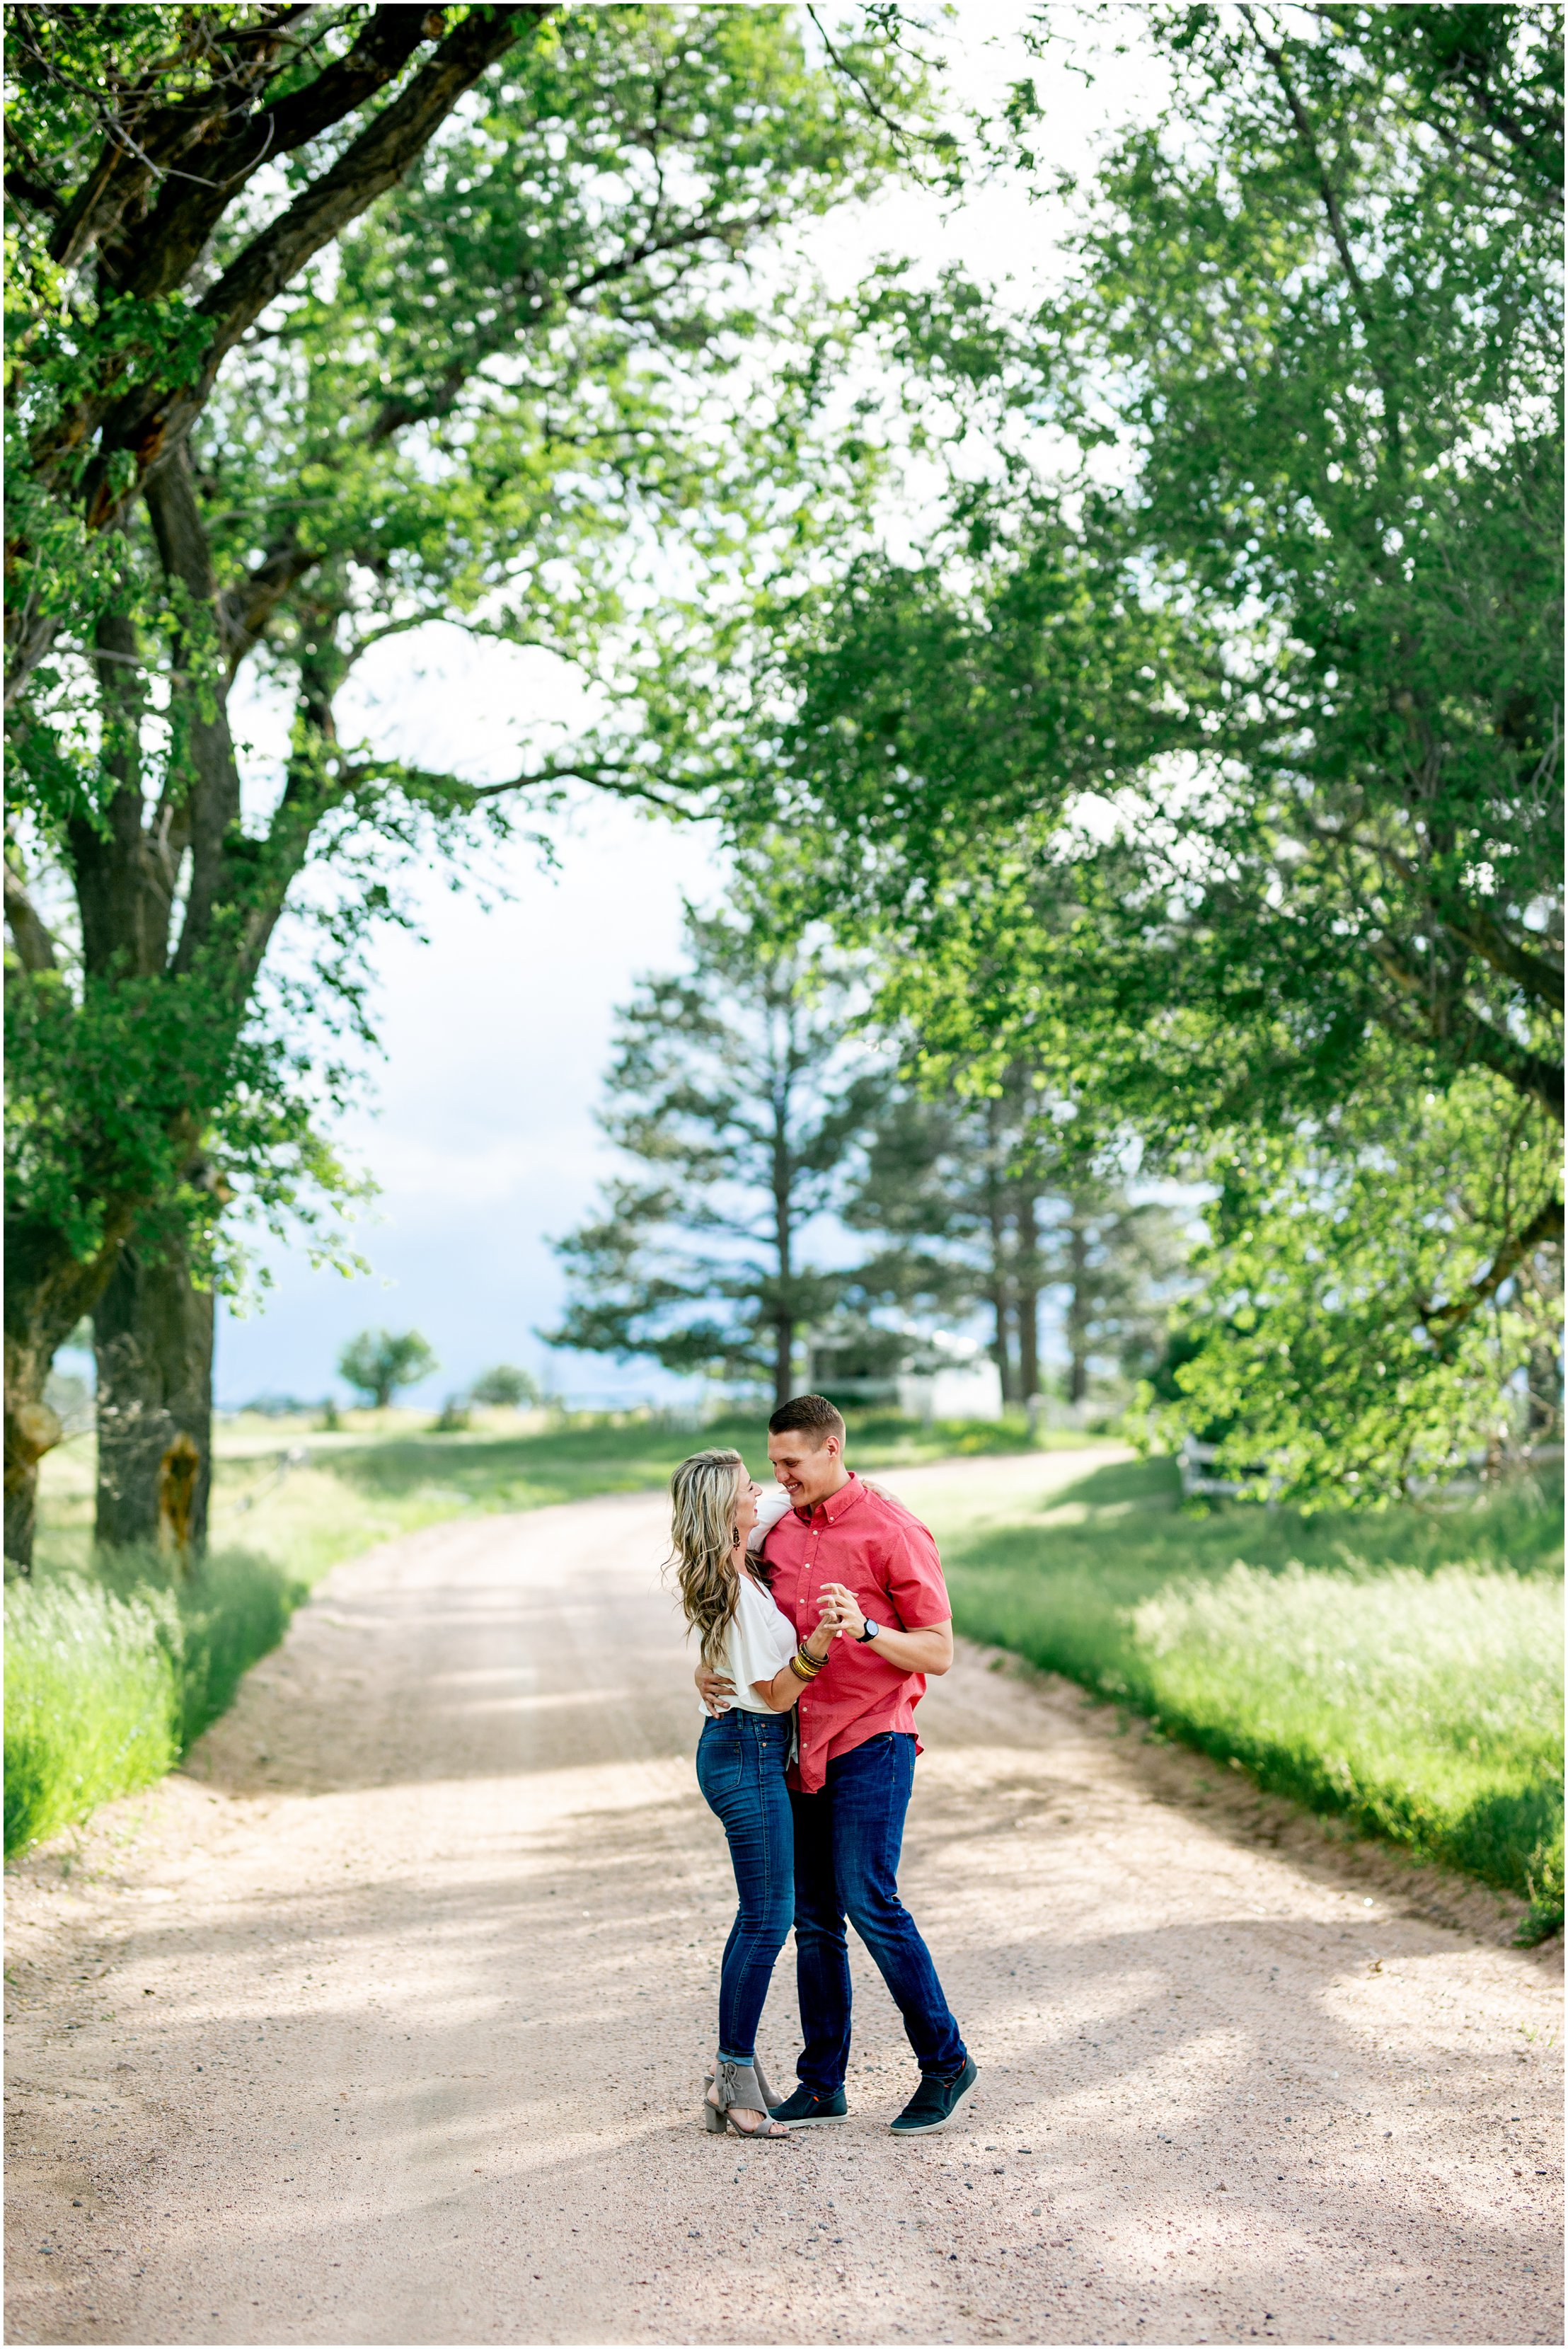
[846,1074,1188,1408]
[1035,1183,1188,1408]
[546,892,886,1406]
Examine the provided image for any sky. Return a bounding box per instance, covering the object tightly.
[204,3,1170,1413]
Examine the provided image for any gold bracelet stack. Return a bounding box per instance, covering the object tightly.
[788,1646,826,1683]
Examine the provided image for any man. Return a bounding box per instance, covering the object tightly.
[698,1393,978,2136]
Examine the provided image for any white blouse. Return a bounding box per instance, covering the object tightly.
[706,1568,799,1715]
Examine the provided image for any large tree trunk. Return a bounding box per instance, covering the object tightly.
[93,1234,214,1563]
[4,1333,61,1575]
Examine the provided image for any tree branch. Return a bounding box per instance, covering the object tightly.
[1240,4,1405,461]
[1420,1193,1564,1342]
[99,8,547,506]
[48,10,316,275]
[113,7,441,306]
[1446,900,1564,1010]
[1366,934,1564,1121]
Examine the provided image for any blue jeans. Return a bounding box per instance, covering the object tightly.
[696,1709,795,2064]
[790,1730,966,2091]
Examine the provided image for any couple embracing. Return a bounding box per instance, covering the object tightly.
[668,1393,978,2142]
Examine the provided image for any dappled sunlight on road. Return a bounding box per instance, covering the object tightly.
[6,1474,1560,2345]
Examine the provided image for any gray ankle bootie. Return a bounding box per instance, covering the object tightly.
[703,2057,792,2140]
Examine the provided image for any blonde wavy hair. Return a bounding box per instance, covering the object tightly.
[669,1447,750,1669]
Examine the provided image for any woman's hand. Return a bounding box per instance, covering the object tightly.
[819,1580,865,1641]
[802,1605,838,1662]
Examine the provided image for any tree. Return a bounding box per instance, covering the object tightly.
[546,890,887,1407]
[1034,1182,1187,1408]
[846,1075,1187,1407]
[4,5,926,1563]
[469,1363,539,1408]
[338,1327,437,1411]
[6,4,544,704]
[749,2,1562,1120]
[844,1081,1047,1405]
[708,2,1561,1486]
[1138,1071,1562,1504]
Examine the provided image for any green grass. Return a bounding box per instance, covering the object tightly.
[313,1406,1058,1518]
[4,1575,182,1855]
[12,1406,1056,1858]
[940,1457,1564,1939]
[4,1544,308,1857]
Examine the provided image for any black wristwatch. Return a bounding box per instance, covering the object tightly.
[857,1617,881,1643]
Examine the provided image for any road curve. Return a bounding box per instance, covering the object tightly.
[5,1452,1562,2345]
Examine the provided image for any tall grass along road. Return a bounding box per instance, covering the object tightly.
[935,1458,1564,1943]
[6,1456,1562,2346]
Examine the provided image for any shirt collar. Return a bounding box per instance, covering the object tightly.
[797,1471,864,1526]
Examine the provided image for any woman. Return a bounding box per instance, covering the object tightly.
[668,1447,837,2141]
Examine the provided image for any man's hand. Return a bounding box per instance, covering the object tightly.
[819,1580,865,1640]
[696,1662,735,1713]
[817,1584,955,1677]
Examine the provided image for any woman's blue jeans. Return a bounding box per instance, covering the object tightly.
[696,1708,795,2065]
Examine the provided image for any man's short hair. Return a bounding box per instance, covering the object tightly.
[768,1394,846,1446]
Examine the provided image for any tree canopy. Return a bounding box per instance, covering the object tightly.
[683,0,1564,1495]
[3,2,928,1562]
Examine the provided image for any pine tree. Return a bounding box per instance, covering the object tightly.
[546,893,887,1408]
[846,1074,1189,1409]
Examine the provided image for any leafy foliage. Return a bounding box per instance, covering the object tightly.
[4,4,928,1558]
[700,3,1563,1486]
[1135,1073,1562,1503]
[468,1362,541,1408]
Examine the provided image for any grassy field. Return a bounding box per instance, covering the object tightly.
[8,1406,1056,1856]
[16,1418,1562,1940]
[938,1455,1564,1941]
[31,1404,1060,1590]
[4,1544,299,1855]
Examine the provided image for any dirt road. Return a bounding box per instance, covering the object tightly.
[6,1454,1562,2345]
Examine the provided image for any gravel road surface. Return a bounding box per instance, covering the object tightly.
[6,1452,1562,2345]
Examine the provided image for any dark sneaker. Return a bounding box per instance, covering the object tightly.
[889,2056,979,2136]
[768,2084,848,2127]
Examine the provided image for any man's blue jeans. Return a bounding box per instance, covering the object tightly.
[790,1730,967,2090]
[696,1708,795,2064]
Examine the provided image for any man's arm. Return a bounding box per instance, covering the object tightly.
[696,1662,734,1710]
[817,1583,954,1675]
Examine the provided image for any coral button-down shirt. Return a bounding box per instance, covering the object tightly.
[761,1472,951,1794]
